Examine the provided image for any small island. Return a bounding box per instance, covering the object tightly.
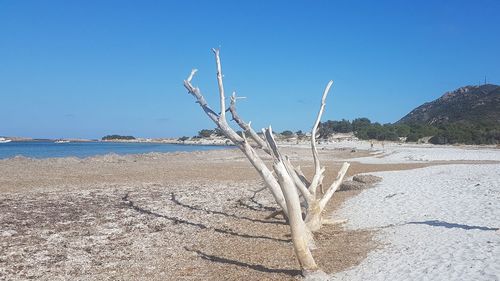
[101,135,136,141]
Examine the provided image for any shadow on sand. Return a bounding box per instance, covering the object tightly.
[169,193,286,225]
[184,247,301,277]
[121,192,291,243]
[408,220,499,231]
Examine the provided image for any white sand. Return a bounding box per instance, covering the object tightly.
[331,141,500,163]
[286,139,500,163]
[330,164,500,281]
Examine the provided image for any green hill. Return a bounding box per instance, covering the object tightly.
[397,84,500,126]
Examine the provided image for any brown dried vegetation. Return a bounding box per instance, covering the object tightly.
[0,148,430,280]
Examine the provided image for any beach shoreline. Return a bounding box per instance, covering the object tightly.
[1,144,499,280]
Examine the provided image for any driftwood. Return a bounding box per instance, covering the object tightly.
[183,49,350,274]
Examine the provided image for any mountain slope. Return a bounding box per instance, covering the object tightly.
[398,84,500,125]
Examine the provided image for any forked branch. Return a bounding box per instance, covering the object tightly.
[184,69,220,124]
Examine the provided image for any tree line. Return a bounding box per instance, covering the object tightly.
[187,118,499,145]
[101,135,136,141]
[317,118,500,145]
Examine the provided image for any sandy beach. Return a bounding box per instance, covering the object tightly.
[1,143,499,280]
[2,0,499,279]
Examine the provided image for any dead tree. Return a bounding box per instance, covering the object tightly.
[183,49,350,275]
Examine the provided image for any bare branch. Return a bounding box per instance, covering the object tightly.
[240,139,289,217]
[263,126,282,161]
[309,80,334,195]
[319,162,350,209]
[203,95,291,219]
[312,80,334,138]
[309,167,325,197]
[229,92,270,153]
[187,68,198,83]
[240,127,248,142]
[183,64,288,216]
[284,157,313,204]
[212,48,226,120]
[183,70,220,123]
[295,166,311,187]
[264,128,313,204]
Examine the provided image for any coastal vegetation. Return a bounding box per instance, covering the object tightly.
[194,84,499,145]
[316,118,500,145]
[196,118,499,145]
[101,135,136,141]
[221,84,499,145]
[280,130,294,137]
[197,128,224,138]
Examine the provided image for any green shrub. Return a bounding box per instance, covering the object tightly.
[102,135,135,140]
[198,129,215,138]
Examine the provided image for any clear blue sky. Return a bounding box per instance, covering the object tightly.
[1,0,499,139]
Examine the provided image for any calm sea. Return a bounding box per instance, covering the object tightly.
[0,141,228,159]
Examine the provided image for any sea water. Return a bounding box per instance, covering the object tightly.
[0,141,227,159]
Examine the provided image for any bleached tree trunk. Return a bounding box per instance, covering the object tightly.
[263,128,318,270]
[182,49,350,274]
[304,162,350,231]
